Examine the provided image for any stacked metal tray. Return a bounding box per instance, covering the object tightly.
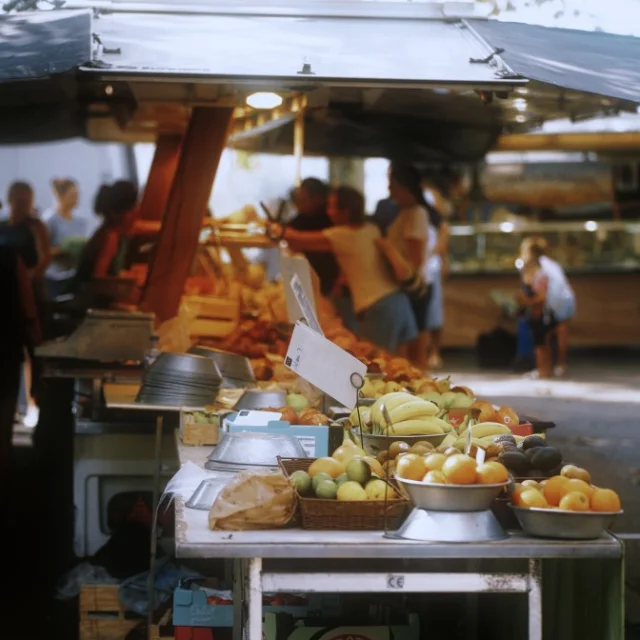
[189,345,256,389]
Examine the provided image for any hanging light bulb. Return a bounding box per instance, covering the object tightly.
[246,92,283,109]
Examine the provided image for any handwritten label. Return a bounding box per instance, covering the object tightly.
[295,435,317,457]
[387,574,405,589]
[290,273,323,335]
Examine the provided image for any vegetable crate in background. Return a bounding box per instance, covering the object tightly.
[79,584,138,640]
[278,458,409,531]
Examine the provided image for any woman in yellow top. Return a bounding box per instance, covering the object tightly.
[272,186,418,354]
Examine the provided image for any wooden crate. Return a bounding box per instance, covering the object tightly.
[79,584,139,640]
[149,600,174,640]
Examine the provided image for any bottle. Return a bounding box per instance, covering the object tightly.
[144,334,160,369]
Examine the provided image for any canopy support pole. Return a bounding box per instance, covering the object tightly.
[140,107,233,324]
[138,133,184,221]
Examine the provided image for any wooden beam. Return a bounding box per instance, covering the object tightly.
[140,107,233,324]
[496,132,640,153]
[138,133,183,221]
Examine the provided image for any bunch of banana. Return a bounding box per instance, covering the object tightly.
[348,405,371,430]
[370,392,448,436]
[458,421,511,437]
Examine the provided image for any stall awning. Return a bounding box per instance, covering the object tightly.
[468,20,640,105]
[84,11,520,90]
[0,9,91,81]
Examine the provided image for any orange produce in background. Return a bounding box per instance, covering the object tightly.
[308,457,345,479]
[519,489,549,509]
[590,489,621,513]
[441,454,477,485]
[476,461,509,485]
[471,400,498,423]
[424,453,447,472]
[497,406,519,427]
[396,454,427,481]
[543,475,570,506]
[423,470,448,484]
[562,478,594,499]
[559,491,590,512]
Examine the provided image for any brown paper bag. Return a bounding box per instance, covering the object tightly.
[208,470,297,531]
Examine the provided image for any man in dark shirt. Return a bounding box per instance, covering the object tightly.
[288,178,340,296]
[372,197,400,235]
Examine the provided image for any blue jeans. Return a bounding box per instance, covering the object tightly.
[359,291,418,353]
[331,294,359,334]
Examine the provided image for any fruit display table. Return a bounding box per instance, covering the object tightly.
[173,441,624,640]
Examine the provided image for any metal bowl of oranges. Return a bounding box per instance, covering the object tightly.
[397,477,509,512]
[510,506,623,540]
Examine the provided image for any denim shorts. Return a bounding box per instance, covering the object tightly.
[552,297,576,323]
[359,291,418,353]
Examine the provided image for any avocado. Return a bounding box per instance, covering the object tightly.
[498,450,529,476]
[521,435,547,451]
[530,447,562,471]
[524,446,543,461]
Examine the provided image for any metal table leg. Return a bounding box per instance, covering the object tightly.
[147,415,164,633]
[233,559,243,640]
[246,558,263,640]
[528,559,543,640]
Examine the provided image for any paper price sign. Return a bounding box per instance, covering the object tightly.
[290,273,323,335]
[285,321,366,409]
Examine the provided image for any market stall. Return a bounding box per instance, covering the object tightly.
[9,2,633,638]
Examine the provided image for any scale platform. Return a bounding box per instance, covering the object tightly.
[387,507,507,543]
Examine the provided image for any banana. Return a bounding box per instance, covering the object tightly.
[437,433,457,451]
[371,392,416,425]
[453,436,485,452]
[466,423,512,439]
[360,380,377,398]
[459,420,507,435]
[389,399,439,423]
[389,418,445,436]
[349,406,370,429]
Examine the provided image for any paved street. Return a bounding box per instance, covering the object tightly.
[444,351,640,626]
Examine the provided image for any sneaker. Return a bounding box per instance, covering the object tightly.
[428,354,444,370]
[22,405,39,429]
[554,366,567,378]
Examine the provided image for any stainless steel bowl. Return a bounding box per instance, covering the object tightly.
[234,389,287,411]
[396,477,509,512]
[358,431,446,456]
[151,351,220,377]
[204,431,306,472]
[186,477,232,510]
[189,346,255,383]
[510,506,623,540]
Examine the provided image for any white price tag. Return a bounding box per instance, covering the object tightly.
[285,322,366,410]
[290,273,323,335]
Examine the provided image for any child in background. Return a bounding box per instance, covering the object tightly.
[517,249,555,379]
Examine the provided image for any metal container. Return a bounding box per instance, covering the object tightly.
[510,506,622,540]
[204,431,306,472]
[389,507,507,543]
[234,389,287,411]
[151,352,220,378]
[185,477,232,511]
[396,477,509,512]
[358,431,446,456]
[189,346,255,386]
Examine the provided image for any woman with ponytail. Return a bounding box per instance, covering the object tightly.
[385,162,439,369]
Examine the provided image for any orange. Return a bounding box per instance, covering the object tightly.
[519,488,549,509]
[424,453,447,472]
[388,441,410,460]
[423,470,448,484]
[497,406,519,427]
[476,461,509,485]
[543,475,570,506]
[590,488,621,513]
[511,485,529,506]
[559,491,589,512]
[471,400,499,423]
[521,479,542,490]
[441,454,477,485]
[308,457,345,479]
[562,478,594,499]
[396,454,427,481]
[560,464,591,484]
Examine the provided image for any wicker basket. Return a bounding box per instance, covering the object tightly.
[278,457,409,531]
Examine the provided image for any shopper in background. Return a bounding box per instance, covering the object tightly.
[45,178,88,297]
[0,248,41,496]
[386,163,437,369]
[272,186,418,353]
[521,236,576,376]
[517,245,554,378]
[422,175,452,370]
[74,181,139,290]
[1,182,51,429]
